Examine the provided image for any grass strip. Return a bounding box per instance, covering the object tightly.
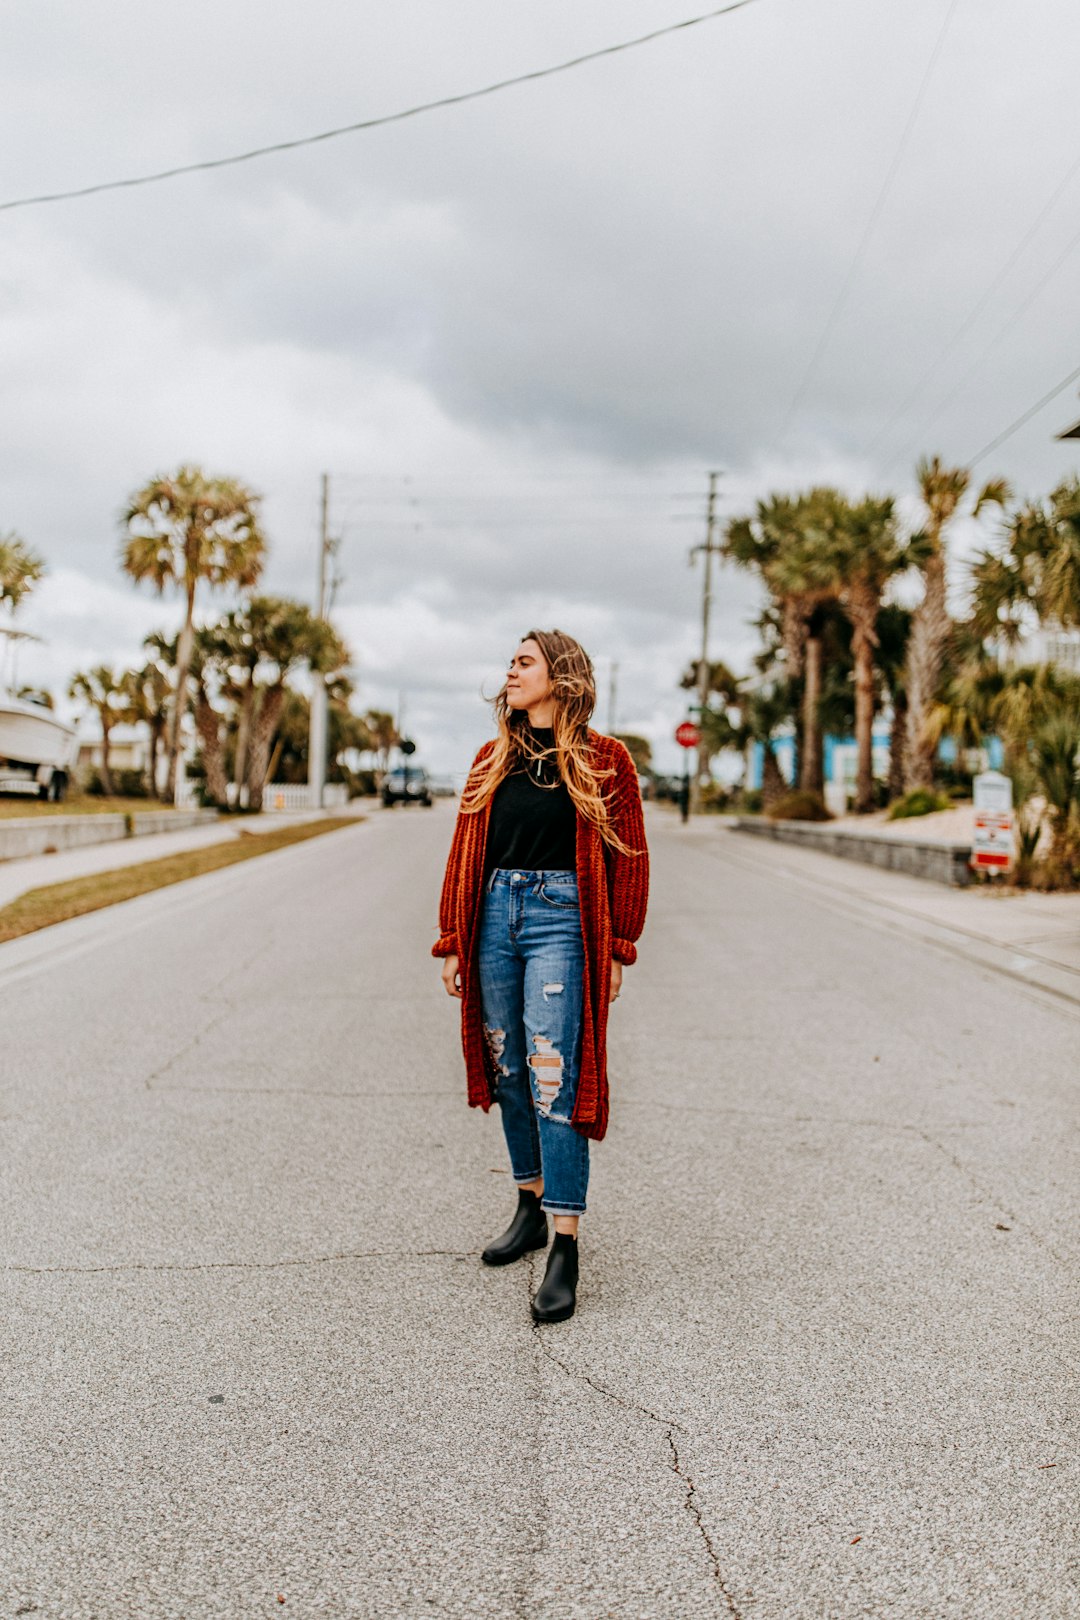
[0,794,190,819]
[0,816,361,944]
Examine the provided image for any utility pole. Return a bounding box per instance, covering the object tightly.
[607,660,619,735]
[689,470,722,816]
[308,471,330,811]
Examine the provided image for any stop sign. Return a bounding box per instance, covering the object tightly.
[675,721,701,749]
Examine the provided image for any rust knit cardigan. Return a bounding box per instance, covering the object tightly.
[431,730,649,1142]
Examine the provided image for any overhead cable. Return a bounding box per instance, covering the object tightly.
[966,357,1080,467]
[0,0,761,215]
[866,146,1080,462]
[883,210,1080,474]
[770,0,961,451]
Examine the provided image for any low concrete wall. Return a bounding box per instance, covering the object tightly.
[733,817,973,887]
[0,808,219,862]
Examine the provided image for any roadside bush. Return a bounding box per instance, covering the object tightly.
[698,781,731,813]
[739,788,763,814]
[342,767,378,799]
[887,788,952,820]
[82,767,150,799]
[114,769,149,799]
[766,789,831,822]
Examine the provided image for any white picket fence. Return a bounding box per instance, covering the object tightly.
[263,783,348,812]
[174,779,347,812]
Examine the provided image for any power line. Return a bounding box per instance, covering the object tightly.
[966,357,1080,467]
[770,0,961,451]
[866,145,1080,462]
[882,209,1080,474]
[0,1,762,215]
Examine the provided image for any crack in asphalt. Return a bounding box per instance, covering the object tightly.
[143,1006,233,1091]
[4,1247,477,1276]
[524,1256,742,1614]
[514,1254,552,1620]
[621,1099,1069,1269]
[665,1429,745,1618]
[913,1128,1073,1267]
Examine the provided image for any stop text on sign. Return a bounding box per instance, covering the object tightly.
[675,721,701,749]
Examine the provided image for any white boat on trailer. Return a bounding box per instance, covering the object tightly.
[0,695,77,800]
[0,629,77,800]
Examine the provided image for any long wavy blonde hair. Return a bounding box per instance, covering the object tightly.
[461,628,636,854]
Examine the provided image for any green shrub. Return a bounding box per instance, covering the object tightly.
[342,767,378,799]
[887,788,952,820]
[698,781,732,813]
[114,769,150,799]
[82,767,150,799]
[766,789,831,822]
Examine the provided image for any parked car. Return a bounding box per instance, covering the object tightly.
[382,766,433,807]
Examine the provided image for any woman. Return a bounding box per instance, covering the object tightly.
[433,628,649,1324]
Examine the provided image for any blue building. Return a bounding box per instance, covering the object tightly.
[748,723,1003,811]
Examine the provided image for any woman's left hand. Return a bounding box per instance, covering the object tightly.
[609,960,623,1005]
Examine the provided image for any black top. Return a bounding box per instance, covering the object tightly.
[485,727,577,873]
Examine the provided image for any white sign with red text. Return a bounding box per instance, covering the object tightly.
[972,772,1014,871]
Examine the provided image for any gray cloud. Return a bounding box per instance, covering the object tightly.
[3,0,1080,773]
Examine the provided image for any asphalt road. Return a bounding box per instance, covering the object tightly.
[0,805,1075,1620]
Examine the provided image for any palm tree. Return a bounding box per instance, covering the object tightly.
[873,604,912,802]
[15,685,54,708]
[120,467,266,801]
[234,597,349,810]
[0,534,46,691]
[679,658,742,775]
[992,666,1080,882]
[971,476,1080,649]
[189,628,231,808]
[0,533,45,616]
[828,495,909,812]
[737,683,792,810]
[725,494,838,796]
[363,710,400,786]
[762,493,847,796]
[121,656,172,798]
[69,666,126,795]
[903,457,1009,791]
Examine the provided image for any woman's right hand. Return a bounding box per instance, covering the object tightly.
[441,954,463,999]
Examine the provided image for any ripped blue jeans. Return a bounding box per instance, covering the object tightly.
[477,868,589,1216]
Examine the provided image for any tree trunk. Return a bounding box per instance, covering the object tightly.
[762,744,787,810]
[904,551,949,791]
[799,634,824,795]
[194,694,229,807]
[245,685,285,812]
[851,615,876,814]
[99,713,114,797]
[888,690,907,803]
[165,583,197,801]
[150,717,166,799]
[233,677,254,804]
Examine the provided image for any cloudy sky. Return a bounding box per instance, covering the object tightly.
[3,0,1079,774]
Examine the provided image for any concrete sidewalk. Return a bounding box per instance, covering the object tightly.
[706,814,1080,1006]
[0,805,367,910]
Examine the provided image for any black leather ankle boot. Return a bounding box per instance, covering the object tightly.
[481,1189,549,1266]
[531,1231,579,1322]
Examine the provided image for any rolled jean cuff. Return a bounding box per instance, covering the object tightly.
[541,1199,586,1216]
[513,1171,543,1187]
